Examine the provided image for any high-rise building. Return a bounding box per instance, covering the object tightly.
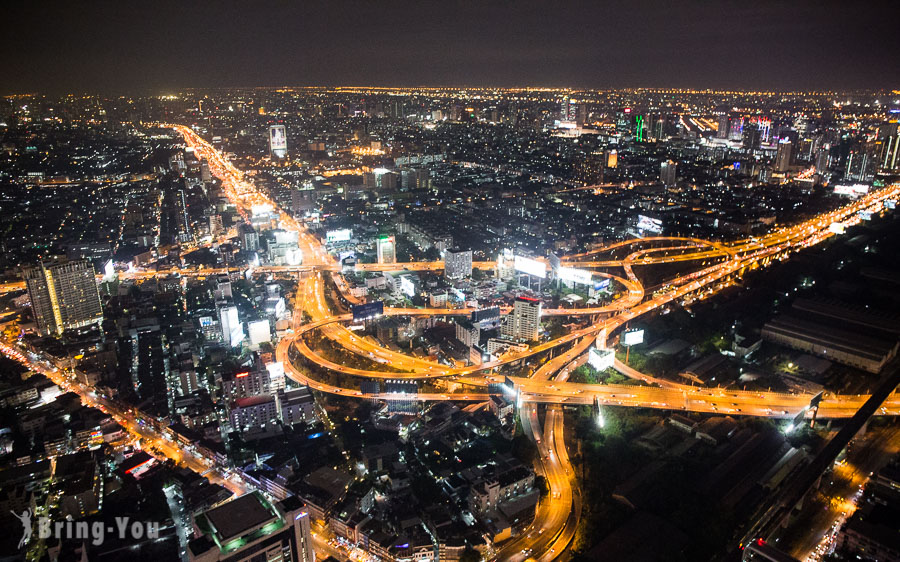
[775,139,793,172]
[501,297,542,341]
[717,114,730,139]
[876,122,900,171]
[376,235,396,264]
[219,306,243,347]
[188,492,314,562]
[606,149,618,169]
[660,160,677,187]
[728,117,744,141]
[240,224,260,252]
[878,135,900,171]
[269,124,287,158]
[24,260,103,336]
[814,146,831,175]
[559,96,570,121]
[444,248,473,280]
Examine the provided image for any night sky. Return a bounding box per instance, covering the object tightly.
[4,0,898,94]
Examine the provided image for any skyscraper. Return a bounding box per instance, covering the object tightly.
[728,117,744,141]
[444,248,473,280]
[775,139,792,172]
[501,297,542,341]
[24,259,103,336]
[717,114,730,139]
[188,492,314,562]
[660,160,677,187]
[376,235,396,264]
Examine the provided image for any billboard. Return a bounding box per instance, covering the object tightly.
[828,222,846,234]
[622,329,645,346]
[269,125,287,158]
[589,347,615,371]
[472,307,501,324]
[886,199,897,210]
[637,215,663,234]
[326,229,352,243]
[352,301,384,321]
[514,255,547,279]
[858,210,873,221]
[594,278,611,291]
[558,267,594,285]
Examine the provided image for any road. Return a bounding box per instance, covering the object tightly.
[127,127,900,561]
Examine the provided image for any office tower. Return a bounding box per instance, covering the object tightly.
[24,259,103,336]
[758,117,772,143]
[615,108,632,134]
[653,115,665,140]
[239,224,259,252]
[876,122,900,171]
[559,96,570,121]
[635,115,645,142]
[188,492,314,562]
[775,139,792,172]
[814,146,830,174]
[444,248,473,280]
[717,114,730,139]
[577,103,588,127]
[501,297,542,341]
[376,235,396,264]
[879,135,900,171]
[728,117,744,141]
[845,141,877,182]
[606,149,618,169]
[660,160,677,187]
[269,124,287,158]
[743,124,761,150]
[219,305,243,347]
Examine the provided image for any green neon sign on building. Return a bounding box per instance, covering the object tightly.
[635,115,644,142]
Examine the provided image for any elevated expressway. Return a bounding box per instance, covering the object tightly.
[164,127,900,562]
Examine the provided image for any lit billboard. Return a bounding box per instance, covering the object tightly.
[858,210,873,221]
[594,278,611,291]
[588,347,615,371]
[637,215,663,234]
[326,229,352,243]
[828,223,846,234]
[886,199,897,210]
[622,329,645,346]
[514,255,547,279]
[269,125,287,158]
[833,184,869,197]
[352,301,384,321]
[558,267,594,285]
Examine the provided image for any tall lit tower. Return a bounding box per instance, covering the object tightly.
[23,260,103,336]
[775,139,793,172]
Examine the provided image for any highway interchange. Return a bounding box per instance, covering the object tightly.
[3,125,899,561]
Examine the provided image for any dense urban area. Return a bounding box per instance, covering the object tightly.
[1,87,900,562]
